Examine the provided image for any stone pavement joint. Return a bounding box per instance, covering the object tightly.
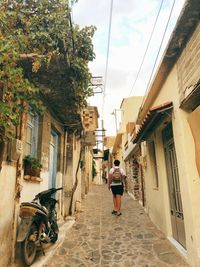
[41,184,190,266]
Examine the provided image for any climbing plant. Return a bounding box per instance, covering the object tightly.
[0,0,96,143]
[92,160,97,179]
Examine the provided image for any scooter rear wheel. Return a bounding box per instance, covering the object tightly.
[21,223,37,266]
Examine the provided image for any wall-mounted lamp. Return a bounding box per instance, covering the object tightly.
[111,109,121,133]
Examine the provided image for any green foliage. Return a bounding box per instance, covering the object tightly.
[0,0,96,142]
[92,160,97,179]
[23,155,42,170]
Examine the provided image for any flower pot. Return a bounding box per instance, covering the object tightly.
[24,162,41,177]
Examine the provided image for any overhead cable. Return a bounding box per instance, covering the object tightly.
[141,0,176,107]
[128,0,165,97]
[68,11,75,55]
[102,0,114,118]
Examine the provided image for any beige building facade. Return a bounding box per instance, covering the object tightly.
[132,1,200,266]
[111,96,144,202]
[0,104,98,266]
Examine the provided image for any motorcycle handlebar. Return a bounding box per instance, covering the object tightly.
[34,187,63,201]
[56,187,63,191]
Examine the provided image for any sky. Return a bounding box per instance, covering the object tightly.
[72,0,186,136]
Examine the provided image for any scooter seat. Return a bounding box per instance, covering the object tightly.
[21,202,48,215]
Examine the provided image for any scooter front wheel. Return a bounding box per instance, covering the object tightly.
[51,232,58,243]
[21,223,38,266]
[51,221,58,243]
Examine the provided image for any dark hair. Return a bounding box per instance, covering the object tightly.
[114,159,120,166]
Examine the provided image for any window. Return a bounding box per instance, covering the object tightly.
[25,110,39,156]
[148,140,159,188]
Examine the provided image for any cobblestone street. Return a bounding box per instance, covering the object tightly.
[44,184,189,267]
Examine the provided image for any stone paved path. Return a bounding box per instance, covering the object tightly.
[44,184,190,267]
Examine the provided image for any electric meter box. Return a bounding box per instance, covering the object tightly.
[9,139,23,162]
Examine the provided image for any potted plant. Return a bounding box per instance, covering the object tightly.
[23,155,42,177]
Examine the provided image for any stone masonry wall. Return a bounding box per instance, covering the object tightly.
[177,23,200,103]
[125,159,140,200]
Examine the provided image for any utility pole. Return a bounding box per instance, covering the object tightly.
[111,109,121,133]
[100,119,106,184]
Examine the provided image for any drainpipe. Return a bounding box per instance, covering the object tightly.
[12,104,27,264]
[68,145,82,216]
[140,164,145,207]
[62,130,68,218]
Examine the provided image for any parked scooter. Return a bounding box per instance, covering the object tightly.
[17,187,62,266]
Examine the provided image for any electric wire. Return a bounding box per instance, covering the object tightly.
[68,1,75,56]
[69,12,75,56]
[141,0,176,107]
[128,0,165,97]
[102,0,114,119]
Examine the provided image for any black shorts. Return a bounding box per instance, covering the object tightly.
[111,184,124,196]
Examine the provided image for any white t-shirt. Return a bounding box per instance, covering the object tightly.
[109,167,125,186]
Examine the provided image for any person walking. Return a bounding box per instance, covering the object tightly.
[108,159,127,216]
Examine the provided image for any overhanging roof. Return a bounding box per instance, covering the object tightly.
[124,142,140,161]
[137,0,200,124]
[133,102,173,144]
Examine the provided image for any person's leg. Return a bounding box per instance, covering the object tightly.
[113,195,117,211]
[111,187,117,213]
[116,195,121,214]
[116,184,123,215]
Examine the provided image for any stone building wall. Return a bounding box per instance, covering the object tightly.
[125,158,140,200]
[177,23,200,103]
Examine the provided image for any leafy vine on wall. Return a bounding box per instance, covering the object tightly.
[0,0,96,144]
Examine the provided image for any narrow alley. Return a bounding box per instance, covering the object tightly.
[1,2,200,267]
[42,185,189,267]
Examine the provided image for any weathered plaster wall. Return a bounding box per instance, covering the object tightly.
[144,62,200,266]
[21,109,65,205]
[120,96,143,170]
[0,164,16,267]
[93,158,102,185]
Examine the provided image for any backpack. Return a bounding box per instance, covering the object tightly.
[112,168,122,183]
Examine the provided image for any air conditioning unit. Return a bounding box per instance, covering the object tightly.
[9,139,23,162]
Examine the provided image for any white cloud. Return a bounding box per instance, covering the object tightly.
[72,0,186,135]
